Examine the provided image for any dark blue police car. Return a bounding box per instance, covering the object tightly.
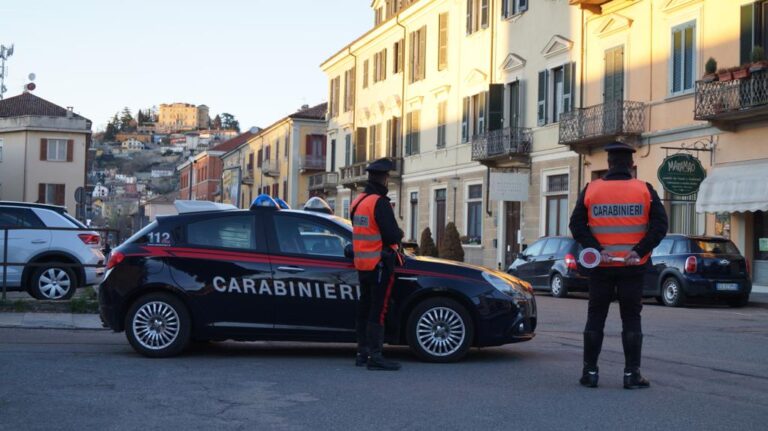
[98,199,536,362]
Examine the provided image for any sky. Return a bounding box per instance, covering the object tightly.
[0,0,371,131]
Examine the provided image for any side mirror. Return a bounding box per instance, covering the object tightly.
[344,243,354,259]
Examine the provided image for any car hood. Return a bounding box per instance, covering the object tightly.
[404,255,530,286]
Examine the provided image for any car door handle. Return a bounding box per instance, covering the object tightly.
[31,239,47,244]
[277,266,305,273]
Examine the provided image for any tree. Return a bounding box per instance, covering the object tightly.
[212,114,222,129]
[119,107,135,132]
[419,227,438,257]
[220,113,239,132]
[438,222,464,262]
[104,113,119,141]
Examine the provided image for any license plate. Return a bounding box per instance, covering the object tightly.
[716,283,739,291]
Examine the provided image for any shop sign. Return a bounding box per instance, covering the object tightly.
[657,153,706,196]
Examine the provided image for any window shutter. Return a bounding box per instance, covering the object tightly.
[257,149,263,167]
[272,183,279,197]
[306,135,312,155]
[684,25,694,91]
[419,26,426,80]
[488,84,504,131]
[363,60,369,88]
[502,0,509,18]
[382,49,387,81]
[741,4,755,65]
[481,0,489,29]
[330,139,336,171]
[413,110,420,154]
[66,140,74,162]
[405,113,412,155]
[462,97,470,142]
[40,138,48,161]
[537,70,548,126]
[55,184,65,206]
[38,184,45,203]
[345,135,351,166]
[438,13,448,71]
[466,0,473,34]
[563,62,574,113]
[672,29,682,93]
[356,127,367,162]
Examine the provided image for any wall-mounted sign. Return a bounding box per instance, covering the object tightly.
[657,153,706,196]
[490,172,529,202]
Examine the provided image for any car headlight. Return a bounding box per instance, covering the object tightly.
[482,272,529,298]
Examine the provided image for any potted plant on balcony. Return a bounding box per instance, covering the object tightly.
[717,67,733,81]
[750,46,768,72]
[731,64,750,80]
[702,57,718,82]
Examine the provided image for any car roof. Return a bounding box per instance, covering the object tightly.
[0,201,68,214]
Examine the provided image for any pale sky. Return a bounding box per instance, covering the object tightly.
[0,0,371,131]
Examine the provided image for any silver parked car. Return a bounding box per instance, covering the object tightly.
[0,202,105,300]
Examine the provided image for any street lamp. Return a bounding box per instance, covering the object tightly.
[188,151,197,200]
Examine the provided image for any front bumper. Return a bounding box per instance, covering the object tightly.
[474,291,537,347]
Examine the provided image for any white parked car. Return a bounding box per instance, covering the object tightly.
[0,202,105,300]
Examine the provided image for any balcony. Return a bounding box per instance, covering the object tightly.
[694,72,768,128]
[299,154,326,171]
[471,127,532,168]
[261,160,280,177]
[308,172,339,192]
[340,158,402,188]
[558,100,645,152]
[568,0,611,13]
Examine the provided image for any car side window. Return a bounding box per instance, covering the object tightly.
[524,239,545,257]
[0,208,44,228]
[273,215,350,258]
[672,240,690,254]
[186,215,255,250]
[541,239,560,257]
[652,238,674,257]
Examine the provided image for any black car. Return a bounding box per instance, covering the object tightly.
[99,202,536,362]
[645,235,752,307]
[508,237,589,298]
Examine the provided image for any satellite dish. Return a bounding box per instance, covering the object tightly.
[28,73,36,81]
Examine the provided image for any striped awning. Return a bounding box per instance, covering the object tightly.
[696,160,768,213]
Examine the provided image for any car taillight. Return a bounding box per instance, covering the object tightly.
[106,251,125,270]
[78,233,101,245]
[565,253,578,270]
[684,256,697,273]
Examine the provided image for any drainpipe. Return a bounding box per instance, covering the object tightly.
[486,0,497,218]
[396,14,407,220]
[349,47,358,204]
[577,8,585,192]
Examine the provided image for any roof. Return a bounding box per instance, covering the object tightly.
[289,103,327,120]
[0,92,89,120]
[209,130,259,153]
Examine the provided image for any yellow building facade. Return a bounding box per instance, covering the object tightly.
[157,103,210,132]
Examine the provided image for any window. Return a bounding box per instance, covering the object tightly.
[344,134,352,166]
[741,2,768,64]
[39,184,65,206]
[409,191,419,241]
[388,117,402,158]
[538,63,575,125]
[466,0,489,35]
[524,238,545,257]
[274,216,350,257]
[438,13,448,71]
[329,76,340,118]
[344,67,355,112]
[373,49,387,83]
[541,238,561,256]
[544,173,568,236]
[668,192,697,235]
[342,198,350,220]
[405,110,420,156]
[187,215,255,250]
[393,39,404,74]
[0,207,44,228]
[368,124,380,159]
[466,184,483,244]
[45,139,70,162]
[437,101,447,149]
[409,26,427,83]
[671,21,696,95]
[652,238,674,257]
[502,0,528,18]
[363,59,369,89]
[461,97,470,143]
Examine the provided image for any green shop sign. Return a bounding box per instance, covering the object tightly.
[657,153,706,196]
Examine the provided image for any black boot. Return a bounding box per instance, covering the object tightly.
[366,323,400,371]
[355,323,368,367]
[622,332,650,389]
[579,331,603,388]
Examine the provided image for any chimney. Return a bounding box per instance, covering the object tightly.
[66,106,74,118]
[300,104,309,110]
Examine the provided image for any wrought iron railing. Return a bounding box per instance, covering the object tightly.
[308,172,339,191]
[694,72,768,120]
[558,100,645,145]
[340,158,402,186]
[471,127,532,162]
[261,160,280,177]
[300,154,326,170]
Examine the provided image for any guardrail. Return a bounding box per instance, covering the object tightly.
[1,226,120,301]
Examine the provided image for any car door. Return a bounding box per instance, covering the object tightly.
[0,207,51,286]
[170,212,274,332]
[514,239,545,285]
[265,211,358,339]
[645,238,674,295]
[533,238,561,286]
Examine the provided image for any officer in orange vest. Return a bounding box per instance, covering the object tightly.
[569,142,668,389]
[351,158,404,371]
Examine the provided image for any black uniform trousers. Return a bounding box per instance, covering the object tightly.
[585,266,645,334]
[356,252,396,329]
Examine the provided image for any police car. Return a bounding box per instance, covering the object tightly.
[98,196,537,362]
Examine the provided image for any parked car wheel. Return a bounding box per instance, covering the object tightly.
[661,276,686,307]
[550,274,568,298]
[125,293,191,358]
[727,294,749,308]
[407,297,473,363]
[30,264,77,300]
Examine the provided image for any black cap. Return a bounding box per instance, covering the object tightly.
[604,141,636,153]
[366,158,395,173]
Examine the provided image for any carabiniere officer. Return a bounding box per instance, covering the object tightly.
[569,141,668,389]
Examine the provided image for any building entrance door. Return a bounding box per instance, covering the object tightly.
[505,201,520,267]
[754,211,768,285]
[434,189,447,248]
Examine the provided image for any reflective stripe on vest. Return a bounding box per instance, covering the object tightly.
[585,179,651,267]
[351,193,385,271]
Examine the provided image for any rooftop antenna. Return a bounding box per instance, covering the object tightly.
[0,44,14,100]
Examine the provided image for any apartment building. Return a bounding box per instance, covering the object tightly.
[158,103,210,132]
[0,92,92,215]
[566,0,768,284]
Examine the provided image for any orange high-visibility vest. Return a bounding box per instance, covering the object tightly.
[351,193,396,271]
[585,179,651,268]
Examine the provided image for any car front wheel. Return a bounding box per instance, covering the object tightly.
[661,276,685,307]
[407,297,473,363]
[550,274,568,298]
[125,293,191,358]
[30,264,77,300]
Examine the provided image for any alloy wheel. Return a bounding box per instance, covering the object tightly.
[132,301,181,350]
[38,268,72,300]
[416,307,466,357]
[551,275,563,296]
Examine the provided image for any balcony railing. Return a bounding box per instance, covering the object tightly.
[300,154,326,171]
[694,71,768,123]
[471,127,532,165]
[558,100,645,149]
[261,160,280,177]
[340,158,402,187]
[308,172,339,192]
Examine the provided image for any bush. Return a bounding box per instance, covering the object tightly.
[438,222,465,262]
[705,57,718,74]
[419,227,438,257]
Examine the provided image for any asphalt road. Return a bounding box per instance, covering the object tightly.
[1,295,766,431]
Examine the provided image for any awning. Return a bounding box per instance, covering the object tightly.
[696,160,768,213]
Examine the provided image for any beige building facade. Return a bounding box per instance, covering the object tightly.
[157,103,210,132]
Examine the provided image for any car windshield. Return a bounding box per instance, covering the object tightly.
[691,240,740,255]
